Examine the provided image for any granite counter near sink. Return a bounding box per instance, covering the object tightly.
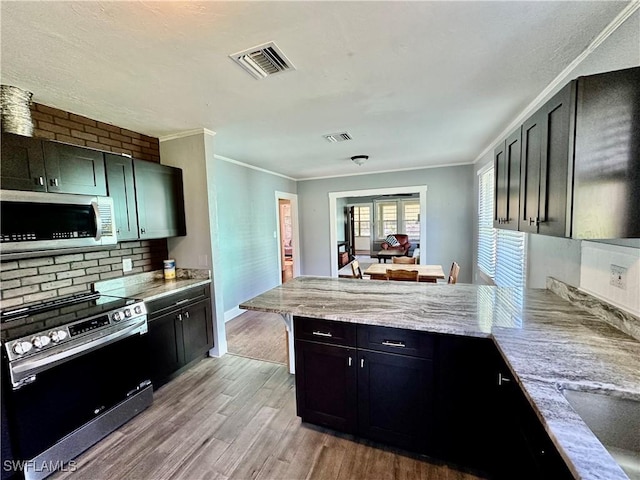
[94,269,211,302]
[239,276,640,480]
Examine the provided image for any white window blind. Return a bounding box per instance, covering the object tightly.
[377,202,398,238]
[478,168,495,277]
[354,205,371,236]
[477,166,526,294]
[402,201,420,238]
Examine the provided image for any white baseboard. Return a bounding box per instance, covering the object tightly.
[224,306,244,323]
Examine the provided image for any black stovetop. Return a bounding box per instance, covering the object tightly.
[0,291,139,343]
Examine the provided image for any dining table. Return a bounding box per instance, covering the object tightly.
[363,263,446,282]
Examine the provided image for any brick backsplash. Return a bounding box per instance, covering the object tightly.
[1,104,170,309]
[0,240,168,310]
[29,103,160,163]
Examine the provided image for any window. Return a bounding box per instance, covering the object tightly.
[376,202,398,238]
[375,199,420,239]
[477,166,526,293]
[402,201,420,238]
[478,168,495,278]
[353,205,371,236]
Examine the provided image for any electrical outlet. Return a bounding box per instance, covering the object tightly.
[122,258,133,273]
[609,264,627,290]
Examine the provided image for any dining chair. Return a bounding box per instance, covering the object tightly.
[392,256,417,265]
[386,269,419,282]
[448,262,460,284]
[351,259,363,279]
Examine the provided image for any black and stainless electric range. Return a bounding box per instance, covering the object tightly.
[0,291,153,480]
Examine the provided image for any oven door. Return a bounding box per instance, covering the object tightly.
[4,331,150,463]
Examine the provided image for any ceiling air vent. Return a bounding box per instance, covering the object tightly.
[323,132,352,143]
[230,42,294,80]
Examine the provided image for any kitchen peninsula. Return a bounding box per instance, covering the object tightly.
[240,276,640,480]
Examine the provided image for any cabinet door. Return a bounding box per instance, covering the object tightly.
[494,129,522,231]
[42,141,106,195]
[180,300,213,365]
[436,336,498,473]
[573,66,640,239]
[537,82,574,237]
[357,350,433,453]
[294,340,357,434]
[105,154,139,241]
[133,160,186,239]
[493,141,507,228]
[147,309,183,390]
[0,133,46,192]
[519,109,544,234]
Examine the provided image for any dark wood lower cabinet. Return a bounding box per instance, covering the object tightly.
[294,340,357,433]
[147,287,214,389]
[358,350,433,452]
[294,317,574,479]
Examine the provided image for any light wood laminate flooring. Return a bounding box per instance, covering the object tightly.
[226,311,288,365]
[52,355,486,480]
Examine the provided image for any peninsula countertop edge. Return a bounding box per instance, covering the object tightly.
[240,275,640,480]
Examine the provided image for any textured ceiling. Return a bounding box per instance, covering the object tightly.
[0,1,631,179]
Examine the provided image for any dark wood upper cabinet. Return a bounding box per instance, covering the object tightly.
[133,159,186,239]
[105,154,139,241]
[519,81,575,237]
[496,66,639,240]
[42,141,106,195]
[572,66,640,239]
[494,127,521,230]
[1,133,106,195]
[0,133,46,192]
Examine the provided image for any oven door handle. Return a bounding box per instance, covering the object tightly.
[10,320,147,389]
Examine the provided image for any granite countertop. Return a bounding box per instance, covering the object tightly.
[94,269,211,302]
[239,276,640,480]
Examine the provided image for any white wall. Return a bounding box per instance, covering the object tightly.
[160,130,227,357]
[473,10,640,289]
[214,159,297,315]
[298,164,474,283]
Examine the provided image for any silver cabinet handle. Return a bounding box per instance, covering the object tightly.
[184,311,190,319]
[37,176,44,186]
[348,357,352,367]
[312,331,332,337]
[382,340,406,348]
[177,313,183,322]
[50,178,59,187]
[140,228,146,234]
[498,373,511,386]
[360,358,365,368]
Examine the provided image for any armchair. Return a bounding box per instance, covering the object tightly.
[380,234,411,255]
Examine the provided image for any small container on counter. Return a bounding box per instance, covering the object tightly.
[163,259,176,280]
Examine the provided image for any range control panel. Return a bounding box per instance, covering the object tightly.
[5,301,147,361]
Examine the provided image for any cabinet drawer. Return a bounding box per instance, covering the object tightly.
[294,317,356,347]
[147,285,210,318]
[357,324,435,359]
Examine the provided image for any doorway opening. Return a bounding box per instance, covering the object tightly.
[329,186,427,277]
[279,198,294,283]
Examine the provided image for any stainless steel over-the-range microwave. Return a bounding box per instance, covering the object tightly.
[0,189,117,259]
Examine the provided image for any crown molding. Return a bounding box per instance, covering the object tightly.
[473,1,640,164]
[159,128,216,142]
[214,154,297,181]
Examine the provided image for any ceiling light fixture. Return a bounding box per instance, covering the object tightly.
[351,155,368,166]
